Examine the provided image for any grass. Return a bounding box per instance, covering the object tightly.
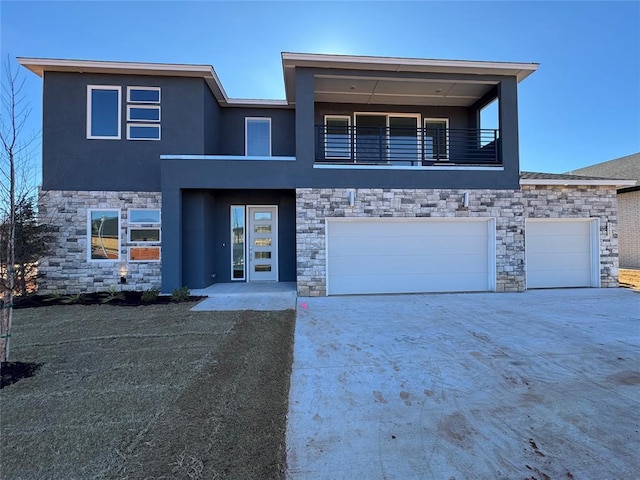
[619,268,640,291]
[0,302,295,479]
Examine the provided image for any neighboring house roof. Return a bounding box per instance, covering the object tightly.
[520,171,636,187]
[568,152,640,182]
[567,152,640,193]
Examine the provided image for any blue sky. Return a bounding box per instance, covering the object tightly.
[1,1,639,174]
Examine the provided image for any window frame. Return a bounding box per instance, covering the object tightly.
[423,117,450,161]
[245,117,272,156]
[128,227,161,244]
[127,208,161,225]
[87,208,121,262]
[324,115,352,160]
[127,86,161,104]
[127,123,161,141]
[230,205,246,281]
[126,105,161,123]
[128,246,161,263]
[87,85,122,140]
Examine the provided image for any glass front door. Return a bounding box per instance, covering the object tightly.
[247,206,278,281]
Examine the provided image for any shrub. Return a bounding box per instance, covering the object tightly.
[60,292,85,305]
[100,286,125,304]
[171,286,190,303]
[141,288,160,303]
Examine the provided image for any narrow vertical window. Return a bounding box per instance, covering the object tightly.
[245,118,271,156]
[324,115,351,159]
[424,118,449,160]
[88,209,120,261]
[87,86,121,139]
[231,206,245,280]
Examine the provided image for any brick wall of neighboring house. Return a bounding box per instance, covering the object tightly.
[617,190,640,268]
[38,190,162,294]
[296,186,619,296]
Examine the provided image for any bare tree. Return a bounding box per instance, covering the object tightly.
[0,58,38,361]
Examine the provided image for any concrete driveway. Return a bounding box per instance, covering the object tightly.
[286,289,640,479]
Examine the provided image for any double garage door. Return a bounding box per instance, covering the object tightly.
[326,218,495,295]
[326,218,599,295]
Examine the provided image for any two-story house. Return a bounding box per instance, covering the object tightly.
[18,53,631,296]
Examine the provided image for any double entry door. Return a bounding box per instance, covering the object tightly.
[355,114,420,164]
[232,205,278,282]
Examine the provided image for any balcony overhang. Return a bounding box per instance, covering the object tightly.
[282,52,538,106]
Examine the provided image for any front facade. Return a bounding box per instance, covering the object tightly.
[20,53,632,296]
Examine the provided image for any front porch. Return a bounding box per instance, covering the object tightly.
[190,281,297,311]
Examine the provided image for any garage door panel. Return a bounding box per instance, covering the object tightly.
[526,220,596,289]
[329,272,490,295]
[329,253,489,275]
[326,219,493,295]
[330,220,487,237]
[527,235,590,254]
[527,269,592,288]
[528,252,592,271]
[328,234,487,256]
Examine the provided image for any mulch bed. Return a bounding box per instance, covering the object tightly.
[0,361,42,389]
[13,291,204,309]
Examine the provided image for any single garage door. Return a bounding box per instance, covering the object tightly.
[525,219,599,289]
[326,218,495,295]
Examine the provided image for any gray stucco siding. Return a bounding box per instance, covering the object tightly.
[42,72,211,192]
[219,108,295,156]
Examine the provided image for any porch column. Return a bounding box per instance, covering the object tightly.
[161,187,182,293]
[498,77,520,187]
[295,67,315,166]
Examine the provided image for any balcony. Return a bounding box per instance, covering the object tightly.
[315,125,501,167]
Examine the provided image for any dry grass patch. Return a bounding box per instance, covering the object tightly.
[0,303,295,479]
[619,268,640,291]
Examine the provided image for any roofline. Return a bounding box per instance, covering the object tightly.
[16,57,290,107]
[282,52,539,82]
[520,178,637,187]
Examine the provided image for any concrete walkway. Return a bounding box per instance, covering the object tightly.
[286,288,640,479]
[190,282,297,311]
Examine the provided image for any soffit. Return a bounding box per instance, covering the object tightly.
[314,75,496,107]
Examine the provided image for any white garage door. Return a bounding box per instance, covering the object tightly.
[526,219,598,289]
[326,218,495,295]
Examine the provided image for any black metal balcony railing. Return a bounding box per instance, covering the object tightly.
[315,126,500,166]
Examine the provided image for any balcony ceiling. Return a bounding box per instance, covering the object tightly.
[313,75,496,107]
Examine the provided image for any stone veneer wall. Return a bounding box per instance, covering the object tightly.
[521,185,619,287]
[38,190,162,294]
[296,186,618,296]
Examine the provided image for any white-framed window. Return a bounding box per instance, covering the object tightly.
[129,246,161,263]
[87,85,121,139]
[324,115,351,159]
[128,208,161,224]
[127,86,161,141]
[245,117,271,156]
[424,118,449,160]
[127,105,161,122]
[87,209,120,262]
[127,86,161,104]
[127,124,161,141]
[231,205,245,280]
[128,227,161,243]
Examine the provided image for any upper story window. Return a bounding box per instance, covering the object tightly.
[245,117,271,156]
[324,115,351,159]
[127,87,161,141]
[127,87,161,104]
[87,86,121,139]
